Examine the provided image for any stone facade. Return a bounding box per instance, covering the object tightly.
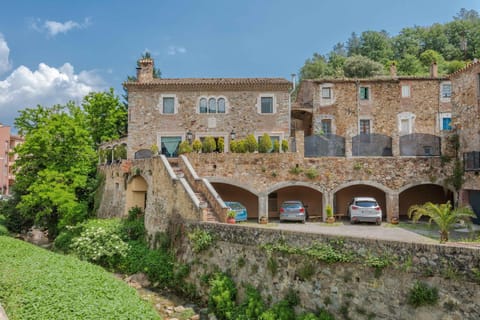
[177,222,480,320]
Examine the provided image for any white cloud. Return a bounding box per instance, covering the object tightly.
[32,18,91,37]
[0,33,11,75]
[167,45,187,56]
[0,62,104,128]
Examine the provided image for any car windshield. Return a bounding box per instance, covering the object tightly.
[355,201,377,207]
[226,202,244,210]
[282,202,302,208]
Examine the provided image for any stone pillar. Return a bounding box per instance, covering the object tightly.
[385,191,399,222]
[294,130,304,155]
[345,133,352,158]
[392,134,400,157]
[258,193,269,221]
[324,192,333,221]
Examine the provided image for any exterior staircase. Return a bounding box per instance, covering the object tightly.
[169,159,220,222]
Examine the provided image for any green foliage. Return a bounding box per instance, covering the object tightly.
[281,139,289,152]
[273,140,280,153]
[407,201,475,243]
[407,281,439,307]
[267,256,278,275]
[113,144,127,161]
[217,137,225,153]
[238,285,266,319]
[150,144,159,154]
[305,167,319,179]
[261,241,353,264]
[70,226,130,269]
[289,165,303,175]
[178,140,193,155]
[343,55,385,78]
[258,133,273,153]
[259,300,295,320]
[227,210,236,218]
[326,205,333,218]
[0,236,160,319]
[188,229,214,252]
[192,139,202,152]
[208,272,237,320]
[298,310,335,320]
[82,88,127,147]
[0,214,8,236]
[202,136,217,153]
[245,134,258,153]
[13,103,97,238]
[231,139,247,153]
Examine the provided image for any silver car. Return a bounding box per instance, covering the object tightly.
[348,197,382,225]
[279,201,307,223]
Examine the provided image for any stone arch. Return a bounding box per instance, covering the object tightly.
[267,181,326,219]
[125,175,148,216]
[398,182,454,217]
[333,181,390,218]
[208,177,259,219]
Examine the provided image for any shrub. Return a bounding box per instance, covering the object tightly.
[238,285,266,319]
[70,226,130,270]
[407,281,439,307]
[259,300,294,320]
[208,272,237,320]
[0,214,8,235]
[236,140,247,153]
[305,167,319,179]
[202,136,217,153]
[217,137,225,152]
[244,134,258,153]
[258,133,273,153]
[178,140,193,154]
[281,139,289,152]
[192,139,202,152]
[273,140,280,152]
[188,229,214,252]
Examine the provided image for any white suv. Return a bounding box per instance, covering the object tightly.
[347,197,382,225]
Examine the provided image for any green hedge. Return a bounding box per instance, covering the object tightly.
[0,236,160,320]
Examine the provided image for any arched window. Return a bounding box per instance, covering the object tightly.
[218,98,225,113]
[208,98,216,113]
[199,98,207,113]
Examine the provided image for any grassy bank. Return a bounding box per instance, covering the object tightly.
[0,236,160,320]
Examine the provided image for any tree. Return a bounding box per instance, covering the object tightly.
[11,103,97,238]
[82,88,127,148]
[299,53,328,80]
[397,54,424,75]
[359,30,394,63]
[407,202,475,243]
[343,55,385,78]
[346,32,361,56]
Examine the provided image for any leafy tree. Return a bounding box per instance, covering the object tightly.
[343,55,385,78]
[392,27,424,58]
[346,32,361,56]
[397,54,424,75]
[82,88,127,148]
[299,53,329,80]
[407,201,475,243]
[12,103,97,238]
[359,30,394,63]
[446,60,467,74]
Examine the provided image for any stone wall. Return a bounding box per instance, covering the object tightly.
[177,221,480,320]
[186,153,452,193]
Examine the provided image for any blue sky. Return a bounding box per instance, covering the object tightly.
[0,0,478,129]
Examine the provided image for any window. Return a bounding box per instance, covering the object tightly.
[199,97,227,114]
[441,83,452,98]
[160,95,177,114]
[400,119,410,134]
[261,97,273,114]
[401,85,410,98]
[199,98,207,113]
[439,113,452,131]
[360,87,369,100]
[464,151,480,171]
[160,136,182,158]
[359,119,371,134]
[321,119,332,135]
[321,87,332,99]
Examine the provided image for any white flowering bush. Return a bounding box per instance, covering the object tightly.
[70,226,129,269]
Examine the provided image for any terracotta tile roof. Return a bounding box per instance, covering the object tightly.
[306,75,449,84]
[124,78,292,90]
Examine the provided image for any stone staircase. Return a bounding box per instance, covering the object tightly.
[169,159,220,223]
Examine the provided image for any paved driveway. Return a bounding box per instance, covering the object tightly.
[248,220,438,244]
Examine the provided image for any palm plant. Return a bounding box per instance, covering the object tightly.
[407,201,475,243]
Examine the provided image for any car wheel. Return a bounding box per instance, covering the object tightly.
[376,220,382,226]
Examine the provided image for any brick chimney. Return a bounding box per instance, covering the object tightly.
[389,62,397,77]
[136,58,154,82]
[429,61,438,78]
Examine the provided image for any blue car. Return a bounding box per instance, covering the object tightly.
[224,201,248,222]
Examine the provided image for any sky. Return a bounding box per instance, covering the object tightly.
[0,0,479,130]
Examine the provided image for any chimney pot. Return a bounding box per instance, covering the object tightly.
[136,58,154,83]
[430,61,438,78]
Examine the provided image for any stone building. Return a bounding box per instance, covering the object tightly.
[124,58,292,159]
[450,60,480,221]
[99,58,480,229]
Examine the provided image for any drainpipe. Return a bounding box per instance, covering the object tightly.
[288,74,297,138]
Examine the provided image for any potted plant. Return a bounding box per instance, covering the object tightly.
[259,216,268,224]
[326,204,335,223]
[391,216,399,225]
[226,210,236,224]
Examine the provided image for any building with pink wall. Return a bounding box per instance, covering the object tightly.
[0,124,23,196]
